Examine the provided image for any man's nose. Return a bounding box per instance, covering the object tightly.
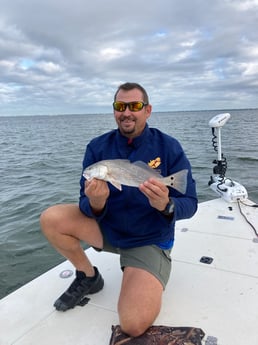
[123,104,132,114]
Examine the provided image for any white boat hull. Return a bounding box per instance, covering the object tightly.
[1,198,258,345]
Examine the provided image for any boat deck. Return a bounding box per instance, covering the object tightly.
[0,198,257,345]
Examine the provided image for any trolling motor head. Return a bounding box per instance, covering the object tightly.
[208,113,248,202]
[209,113,231,128]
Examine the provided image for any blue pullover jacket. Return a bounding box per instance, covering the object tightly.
[79,125,197,249]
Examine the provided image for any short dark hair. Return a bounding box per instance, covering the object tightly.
[114,82,149,104]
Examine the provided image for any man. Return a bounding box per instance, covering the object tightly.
[40,82,197,337]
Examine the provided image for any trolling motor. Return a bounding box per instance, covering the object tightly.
[208,113,248,202]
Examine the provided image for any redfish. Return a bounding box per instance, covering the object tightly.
[83,159,188,194]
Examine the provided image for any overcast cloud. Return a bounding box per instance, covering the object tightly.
[0,0,258,115]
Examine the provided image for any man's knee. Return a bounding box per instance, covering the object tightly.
[40,207,51,230]
[120,318,150,338]
[40,206,54,224]
[40,205,63,234]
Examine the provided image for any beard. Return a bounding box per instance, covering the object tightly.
[118,115,136,135]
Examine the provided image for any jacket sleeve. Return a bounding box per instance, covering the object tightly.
[167,142,198,221]
[172,184,198,222]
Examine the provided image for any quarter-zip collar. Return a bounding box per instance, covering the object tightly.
[115,124,150,154]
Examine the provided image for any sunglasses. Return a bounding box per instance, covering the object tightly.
[113,101,148,112]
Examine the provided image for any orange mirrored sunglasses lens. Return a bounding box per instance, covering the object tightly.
[113,101,146,112]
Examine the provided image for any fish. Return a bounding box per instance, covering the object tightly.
[83,159,188,194]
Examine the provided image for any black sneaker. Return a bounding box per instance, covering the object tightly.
[54,266,104,311]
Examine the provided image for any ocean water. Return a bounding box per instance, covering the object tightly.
[0,109,258,299]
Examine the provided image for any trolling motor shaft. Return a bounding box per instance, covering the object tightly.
[208,113,248,202]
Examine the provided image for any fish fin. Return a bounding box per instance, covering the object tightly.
[162,169,188,194]
[109,179,122,191]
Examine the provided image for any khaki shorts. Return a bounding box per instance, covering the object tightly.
[94,239,172,289]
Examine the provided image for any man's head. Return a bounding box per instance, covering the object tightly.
[113,82,152,138]
[114,82,149,104]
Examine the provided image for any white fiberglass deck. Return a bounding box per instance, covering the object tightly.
[0,198,257,345]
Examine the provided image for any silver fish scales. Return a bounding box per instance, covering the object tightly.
[83,159,188,194]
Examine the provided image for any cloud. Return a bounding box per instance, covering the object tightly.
[0,0,258,115]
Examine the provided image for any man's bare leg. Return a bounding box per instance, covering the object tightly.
[40,204,103,276]
[40,204,163,335]
[40,204,104,311]
[118,267,163,337]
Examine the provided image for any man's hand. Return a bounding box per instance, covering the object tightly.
[139,178,169,211]
[85,178,110,214]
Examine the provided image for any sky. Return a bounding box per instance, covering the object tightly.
[1,0,258,116]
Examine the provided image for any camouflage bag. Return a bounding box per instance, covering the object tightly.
[109,325,205,345]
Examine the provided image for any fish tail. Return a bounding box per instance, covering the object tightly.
[162,169,188,194]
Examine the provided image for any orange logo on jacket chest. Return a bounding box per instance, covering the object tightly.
[148,157,161,169]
